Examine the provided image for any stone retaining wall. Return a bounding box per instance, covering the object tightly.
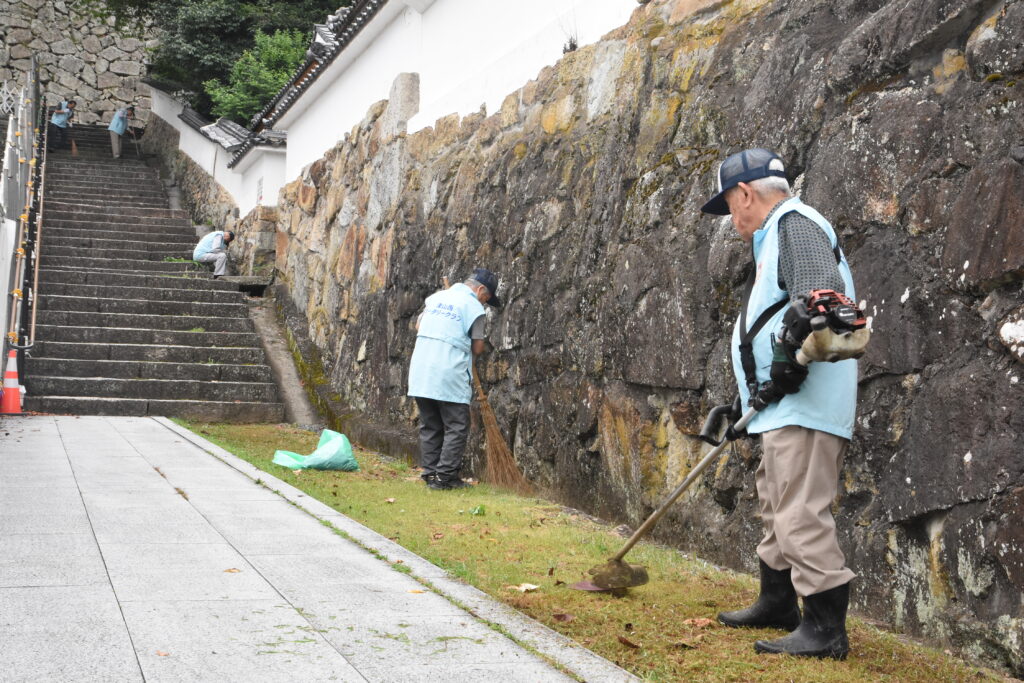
[141,114,240,240]
[269,0,1024,673]
[0,0,155,126]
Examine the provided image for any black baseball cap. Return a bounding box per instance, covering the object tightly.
[472,268,502,308]
[700,148,789,215]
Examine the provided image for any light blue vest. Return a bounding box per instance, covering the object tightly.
[108,108,129,135]
[407,284,485,404]
[50,102,72,128]
[730,197,858,440]
[193,231,225,260]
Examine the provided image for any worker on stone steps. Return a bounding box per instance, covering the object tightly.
[108,105,136,159]
[48,99,76,151]
[408,268,501,491]
[701,148,859,660]
[193,229,235,279]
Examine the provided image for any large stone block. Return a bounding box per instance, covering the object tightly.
[98,45,126,62]
[109,60,141,76]
[51,38,76,55]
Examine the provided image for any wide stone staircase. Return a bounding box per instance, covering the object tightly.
[25,123,285,422]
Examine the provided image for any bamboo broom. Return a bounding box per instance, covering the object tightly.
[473,363,531,494]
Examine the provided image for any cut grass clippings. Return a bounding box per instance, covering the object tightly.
[175,420,1006,682]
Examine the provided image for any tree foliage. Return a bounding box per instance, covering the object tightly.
[204,29,307,124]
[77,0,348,118]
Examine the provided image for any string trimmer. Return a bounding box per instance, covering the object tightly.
[574,290,869,592]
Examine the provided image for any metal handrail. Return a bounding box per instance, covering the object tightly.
[2,57,44,370]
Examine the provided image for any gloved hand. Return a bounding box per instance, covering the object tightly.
[768,335,808,395]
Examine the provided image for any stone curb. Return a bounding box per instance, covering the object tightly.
[153,416,639,683]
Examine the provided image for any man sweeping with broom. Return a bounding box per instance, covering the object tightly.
[408,268,501,491]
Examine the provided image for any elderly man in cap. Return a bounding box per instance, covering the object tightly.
[701,148,858,660]
[408,268,501,491]
[192,229,235,279]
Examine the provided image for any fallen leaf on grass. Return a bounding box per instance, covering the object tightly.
[552,613,575,623]
[223,568,242,574]
[506,583,540,593]
[683,618,715,629]
[672,641,697,650]
[431,532,445,540]
[547,567,555,576]
[385,498,396,504]
[623,623,634,632]
[617,635,641,649]
[554,579,566,586]
[156,650,170,657]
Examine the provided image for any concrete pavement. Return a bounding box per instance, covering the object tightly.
[0,415,634,682]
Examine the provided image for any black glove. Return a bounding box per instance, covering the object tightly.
[768,335,808,395]
[724,395,748,441]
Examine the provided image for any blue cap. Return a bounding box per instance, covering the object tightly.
[472,268,501,308]
[700,148,789,215]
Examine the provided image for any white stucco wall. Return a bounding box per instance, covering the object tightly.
[149,88,251,214]
[237,149,287,213]
[146,1,637,212]
[280,0,636,178]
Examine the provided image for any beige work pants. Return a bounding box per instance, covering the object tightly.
[110,131,122,158]
[755,425,856,597]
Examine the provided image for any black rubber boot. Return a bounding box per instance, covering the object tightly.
[754,582,850,660]
[718,560,801,631]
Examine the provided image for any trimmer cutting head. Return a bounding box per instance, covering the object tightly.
[586,558,650,590]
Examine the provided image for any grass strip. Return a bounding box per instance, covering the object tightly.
[176,420,1004,682]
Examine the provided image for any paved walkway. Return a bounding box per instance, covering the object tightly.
[0,415,633,682]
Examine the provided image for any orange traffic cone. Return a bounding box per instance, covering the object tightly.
[1,350,22,414]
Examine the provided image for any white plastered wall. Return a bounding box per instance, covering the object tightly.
[280,0,636,178]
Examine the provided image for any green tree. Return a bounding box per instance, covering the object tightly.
[203,29,307,124]
[75,0,348,117]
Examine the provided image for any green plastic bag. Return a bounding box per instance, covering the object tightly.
[272,429,359,472]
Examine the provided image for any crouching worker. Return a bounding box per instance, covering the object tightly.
[192,230,234,279]
[700,149,858,660]
[407,269,501,491]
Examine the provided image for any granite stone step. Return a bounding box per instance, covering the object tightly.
[46,168,158,182]
[24,396,285,422]
[31,341,266,364]
[46,212,192,228]
[39,294,248,318]
[27,357,274,383]
[42,256,199,272]
[48,186,168,200]
[44,220,195,236]
[44,204,188,219]
[47,194,169,209]
[44,234,198,251]
[40,283,241,305]
[47,178,165,193]
[38,309,255,333]
[35,324,260,347]
[38,268,236,291]
[24,375,279,402]
[45,245,195,261]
